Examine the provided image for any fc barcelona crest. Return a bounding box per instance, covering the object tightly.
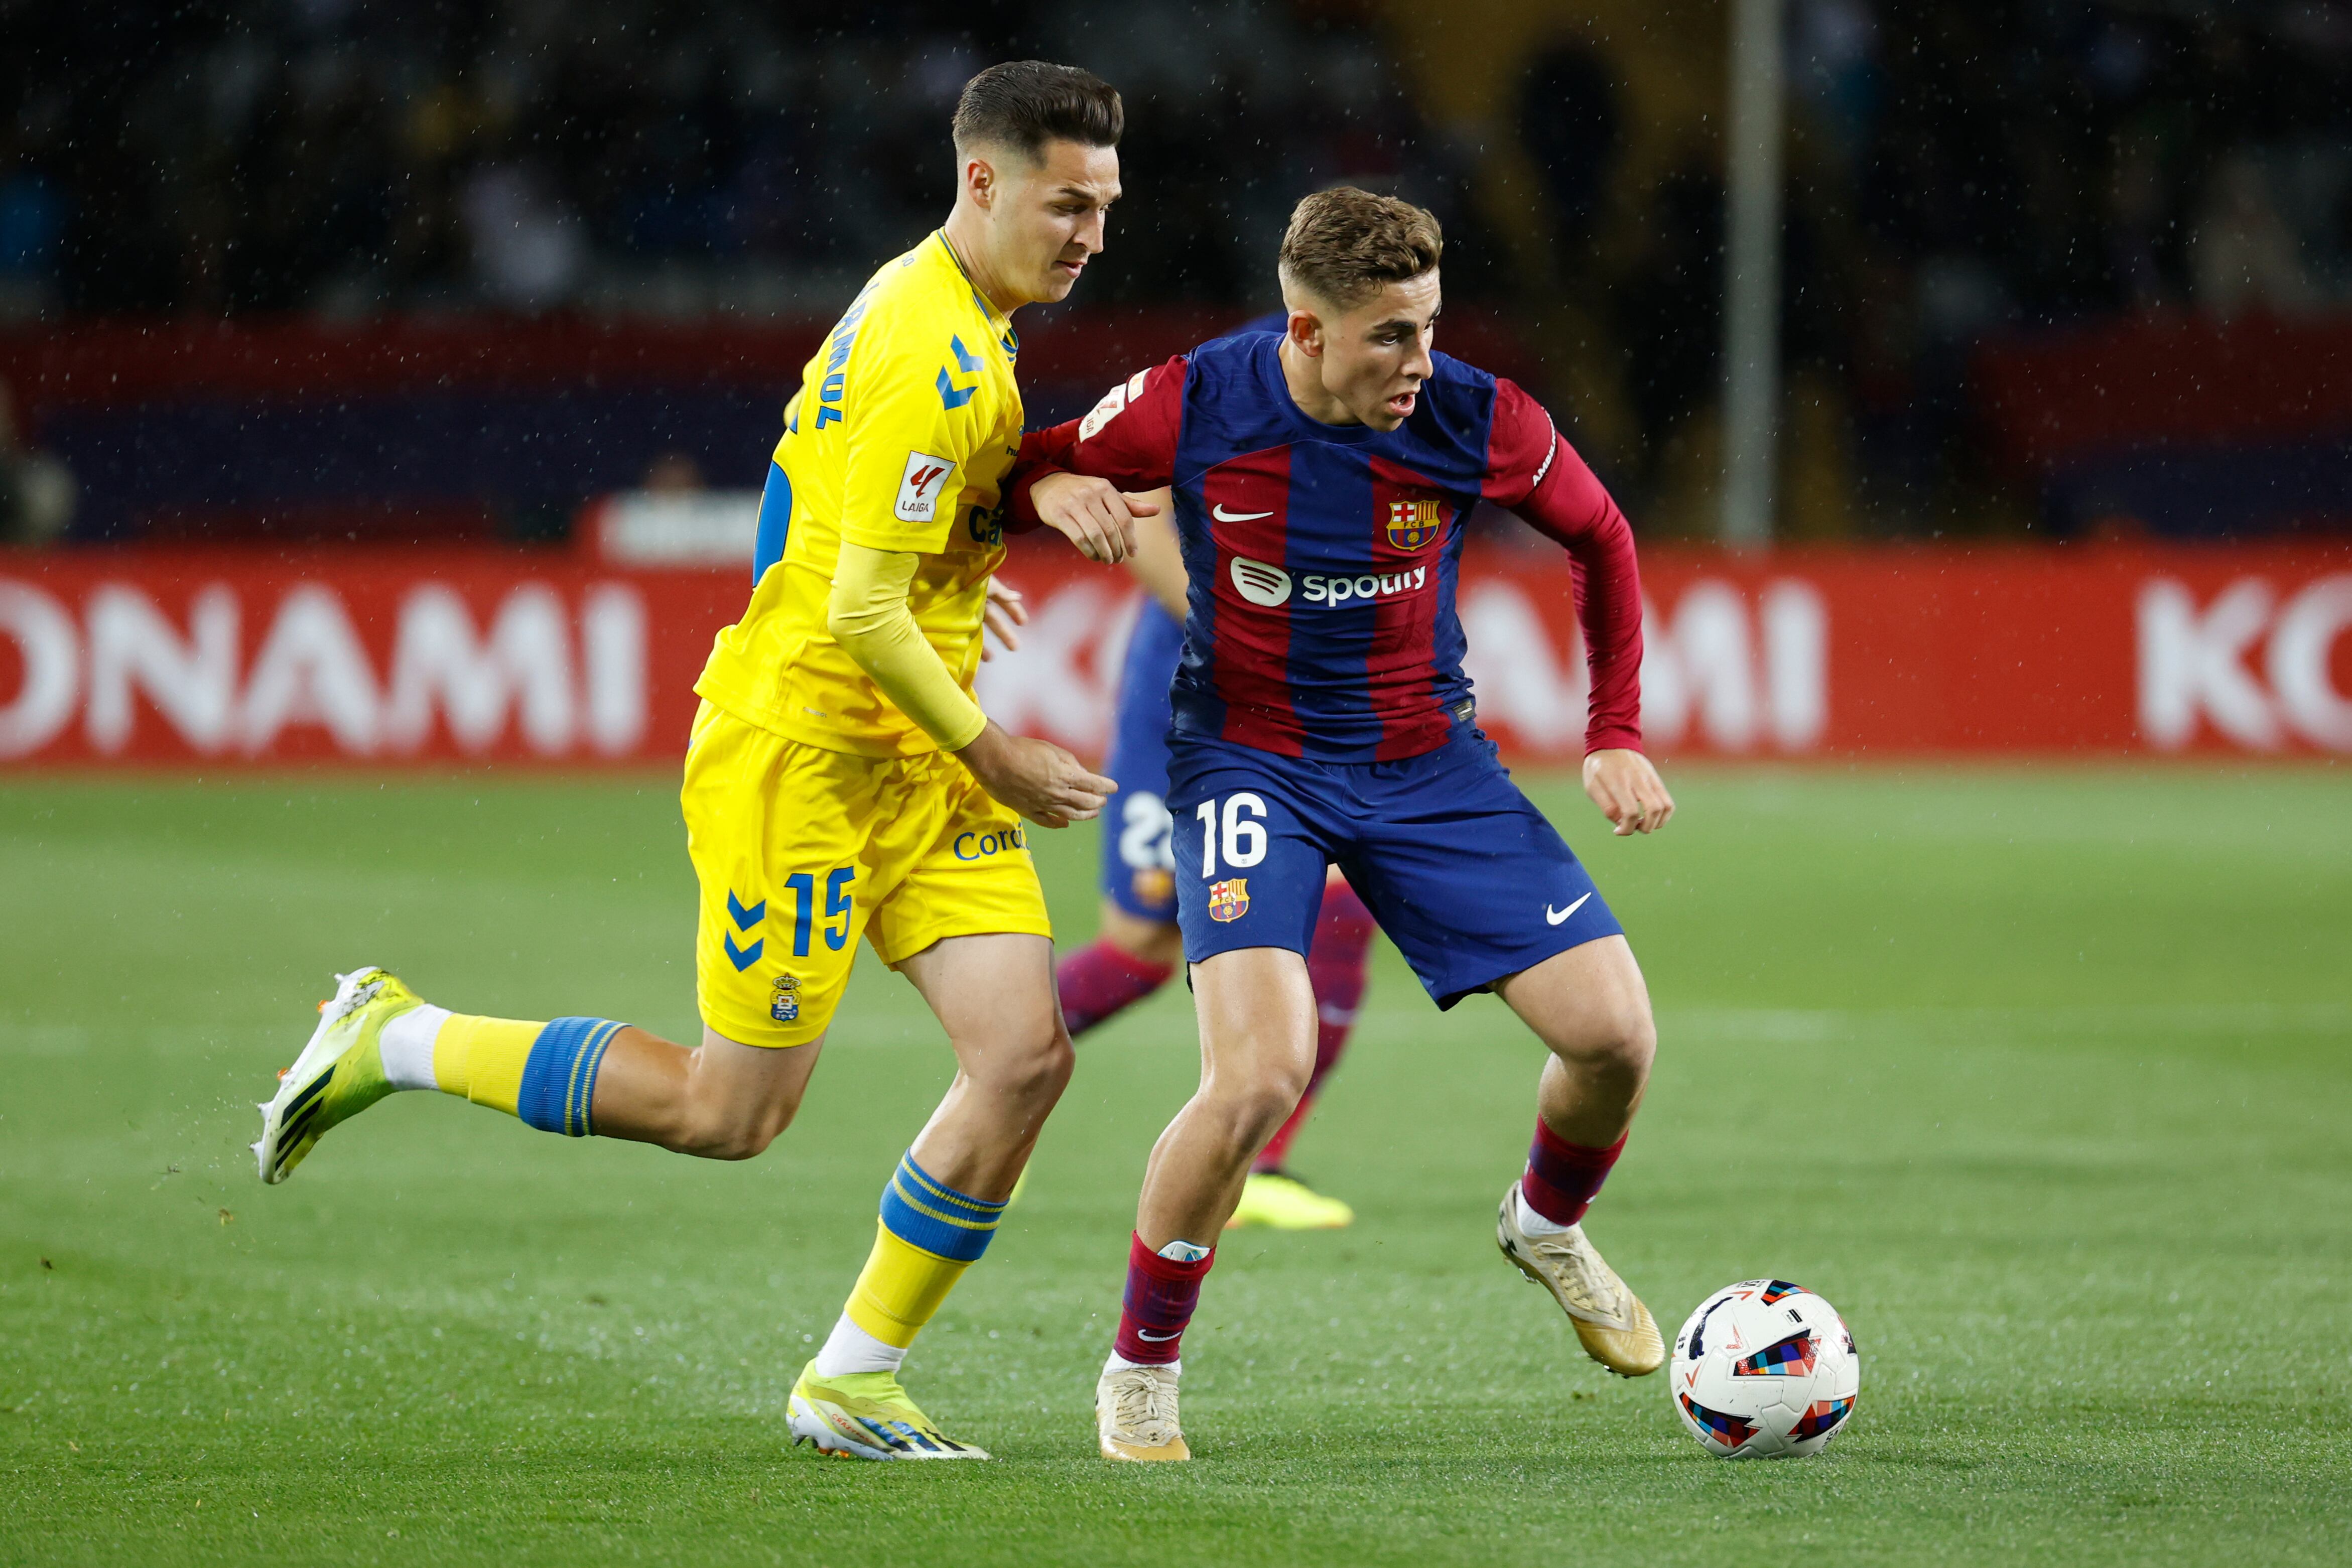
[1207,878,1250,923]
[1386,498,1443,551]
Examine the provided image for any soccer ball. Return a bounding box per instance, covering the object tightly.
[1669,1279,1860,1459]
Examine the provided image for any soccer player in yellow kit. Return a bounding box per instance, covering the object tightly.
[251,62,1154,1461]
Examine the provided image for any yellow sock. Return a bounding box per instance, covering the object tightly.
[844,1221,972,1349]
[430,1013,546,1117]
[833,1151,1010,1354]
[431,1013,628,1136]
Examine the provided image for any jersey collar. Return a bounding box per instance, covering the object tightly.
[934,230,1020,359]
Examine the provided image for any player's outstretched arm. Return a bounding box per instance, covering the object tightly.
[1006,356,1188,560]
[1028,472,1156,563]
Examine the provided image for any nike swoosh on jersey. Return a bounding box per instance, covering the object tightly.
[1545,892,1593,926]
[1211,504,1274,521]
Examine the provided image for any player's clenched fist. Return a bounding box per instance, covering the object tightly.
[1583,747,1676,836]
[953,719,1118,828]
[1030,471,1158,564]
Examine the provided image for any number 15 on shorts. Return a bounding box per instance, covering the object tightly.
[1195,793,1269,876]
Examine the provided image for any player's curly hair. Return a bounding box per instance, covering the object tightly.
[1278,187,1444,310]
[953,61,1123,159]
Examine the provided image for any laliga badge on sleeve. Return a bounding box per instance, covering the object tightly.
[1207,878,1250,923]
[896,451,955,523]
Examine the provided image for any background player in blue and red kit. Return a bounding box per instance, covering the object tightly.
[1010,188,1678,1461]
[1055,311,1378,1233]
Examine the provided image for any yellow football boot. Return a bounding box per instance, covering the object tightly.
[1226,1170,1354,1230]
[1494,1183,1665,1376]
[787,1362,989,1460]
[1096,1364,1189,1461]
[253,966,424,1185]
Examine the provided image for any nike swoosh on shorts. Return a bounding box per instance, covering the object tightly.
[1545,892,1593,926]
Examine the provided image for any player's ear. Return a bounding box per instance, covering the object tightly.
[961,152,996,211]
[1287,308,1324,359]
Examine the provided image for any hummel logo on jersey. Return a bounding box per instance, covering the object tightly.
[1212,503,1274,522]
[895,450,954,522]
[1545,892,1593,925]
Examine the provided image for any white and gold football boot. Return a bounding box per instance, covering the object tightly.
[1096,1363,1189,1461]
[1495,1183,1665,1376]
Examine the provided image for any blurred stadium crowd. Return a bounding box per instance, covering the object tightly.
[2,0,2349,545]
[0,0,1469,316]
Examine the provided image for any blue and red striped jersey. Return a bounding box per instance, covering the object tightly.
[1013,332,1644,763]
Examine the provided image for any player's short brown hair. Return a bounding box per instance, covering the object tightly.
[953,61,1123,160]
[1278,187,1444,310]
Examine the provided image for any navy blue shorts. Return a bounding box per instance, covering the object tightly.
[1167,726,1623,1008]
[1097,599,1187,921]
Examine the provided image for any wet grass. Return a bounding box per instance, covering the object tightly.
[3,764,2346,1565]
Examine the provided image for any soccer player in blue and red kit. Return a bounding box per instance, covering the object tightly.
[1055,310,1378,1233]
[1011,187,1677,1460]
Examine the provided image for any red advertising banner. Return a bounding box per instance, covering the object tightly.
[1,543,2346,767]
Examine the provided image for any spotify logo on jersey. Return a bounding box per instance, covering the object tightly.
[1227,554,1429,610]
[1229,556,1294,607]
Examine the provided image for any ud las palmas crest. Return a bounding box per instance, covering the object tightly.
[1207,878,1250,923]
[1386,497,1443,551]
[770,972,803,1023]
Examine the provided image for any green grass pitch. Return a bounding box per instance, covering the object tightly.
[3,765,2347,1566]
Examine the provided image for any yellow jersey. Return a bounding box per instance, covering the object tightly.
[696,231,1023,757]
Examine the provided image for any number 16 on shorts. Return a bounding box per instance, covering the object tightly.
[1176,785,1326,945]
[1176,790,1323,949]
[1195,793,1268,877]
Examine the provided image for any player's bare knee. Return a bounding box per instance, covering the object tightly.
[669,1074,801,1160]
[1611,1006,1658,1081]
[673,1105,786,1160]
[1207,1066,1308,1151]
[1242,1086,1302,1150]
[1559,998,1655,1082]
[962,1021,1075,1109]
[701,1127,774,1161]
[1015,1031,1078,1106]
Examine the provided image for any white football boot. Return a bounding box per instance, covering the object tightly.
[1096,1363,1189,1461]
[1495,1184,1665,1376]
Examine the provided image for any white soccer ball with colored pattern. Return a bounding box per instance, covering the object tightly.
[1669,1279,1860,1459]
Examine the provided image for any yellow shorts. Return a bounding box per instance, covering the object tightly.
[681,700,1052,1047]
